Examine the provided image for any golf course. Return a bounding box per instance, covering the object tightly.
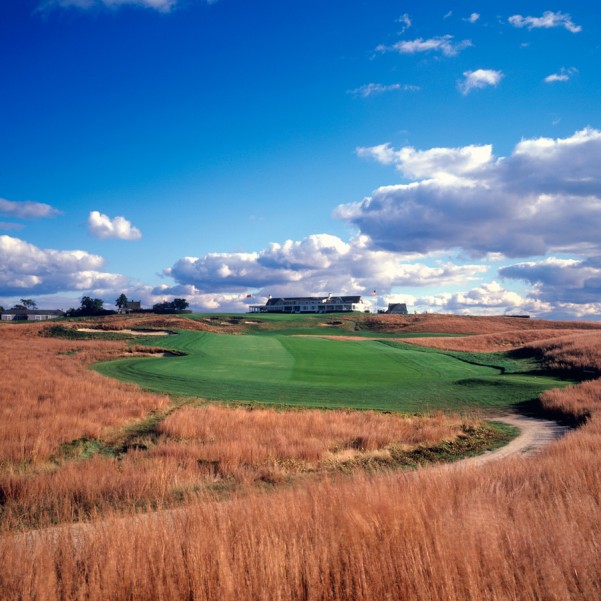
[94,326,569,412]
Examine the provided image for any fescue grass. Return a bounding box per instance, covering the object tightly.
[0,324,168,465]
[1,322,506,531]
[3,316,601,599]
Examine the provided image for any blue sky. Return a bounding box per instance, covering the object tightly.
[1,0,600,318]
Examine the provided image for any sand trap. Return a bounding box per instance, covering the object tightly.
[125,351,180,357]
[76,328,172,336]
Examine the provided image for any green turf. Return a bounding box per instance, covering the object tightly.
[93,330,570,413]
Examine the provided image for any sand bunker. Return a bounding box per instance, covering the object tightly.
[77,328,173,336]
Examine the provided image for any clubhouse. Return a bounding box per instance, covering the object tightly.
[249,295,365,314]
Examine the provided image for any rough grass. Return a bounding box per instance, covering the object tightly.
[0,323,502,531]
[0,324,168,465]
[402,328,590,352]
[4,394,601,600]
[3,317,601,599]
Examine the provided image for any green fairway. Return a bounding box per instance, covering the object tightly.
[93,331,569,412]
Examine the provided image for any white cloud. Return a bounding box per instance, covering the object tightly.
[465,13,480,24]
[377,35,472,57]
[88,211,142,240]
[39,0,178,12]
[544,67,578,83]
[338,128,601,259]
[415,281,551,316]
[397,13,411,33]
[164,233,485,298]
[508,11,581,33]
[348,83,420,98]
[458,69,503,95]
[500,257,601,305]
[0,198,60,219]
[357,143,493,179]
[0,235,129,296]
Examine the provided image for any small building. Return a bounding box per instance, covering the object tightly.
[118,301,142,314]
[249,295,364,314]
[1,309,65,321]
[386,303,408,315]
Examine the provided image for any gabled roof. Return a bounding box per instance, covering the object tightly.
[265,295,362,305]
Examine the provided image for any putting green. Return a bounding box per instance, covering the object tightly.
[94,330,568,412]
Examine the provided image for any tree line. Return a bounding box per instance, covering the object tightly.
[66,294,189,317]
[0,296,189,317]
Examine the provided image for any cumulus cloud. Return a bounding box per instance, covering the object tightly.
[415,281,551,316]
[458,69,503,94]
[465,13,480,24]
[337,128,601,259]
[0,235,129,296]
[0,198,60,219]
[164,233,485,297]
[348,83,420,98]
[356,143,493,179]
[508,11,582,33]
[39,0,178,12]
[88,211,142,240]
[376,35,472,57]
[544,67,578,83]
[500,257,601,305]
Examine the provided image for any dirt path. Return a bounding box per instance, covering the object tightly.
[457,414,570,468]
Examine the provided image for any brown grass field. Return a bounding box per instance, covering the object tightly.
[1,315,601,600]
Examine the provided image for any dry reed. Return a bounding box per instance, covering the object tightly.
[2,318,601,600]
[0,325,168,464]
[0,325,475,530]
[403,328,589,352]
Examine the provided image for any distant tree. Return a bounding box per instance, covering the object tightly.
[20,298,37,310]
[11,304,26,310]
[116,293,129,310]
[154,301,171,312]
[0,306,4,313]
[66,296,109,317]
[80,296,105,314]
[152,298,189,313]
[172,298,189,311]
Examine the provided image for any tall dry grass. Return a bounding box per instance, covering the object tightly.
[363,313,601,335]
[1,324,477,529]
[1,403,473,528]
[3,408,601,600]
[0,325,168,465]
[74,313,238,333]
[2,318,601,599]
[524,331,601,372]
[402,328,589,352]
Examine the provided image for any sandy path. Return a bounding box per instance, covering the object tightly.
[456,414,569,468]
[77,328,172,336]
